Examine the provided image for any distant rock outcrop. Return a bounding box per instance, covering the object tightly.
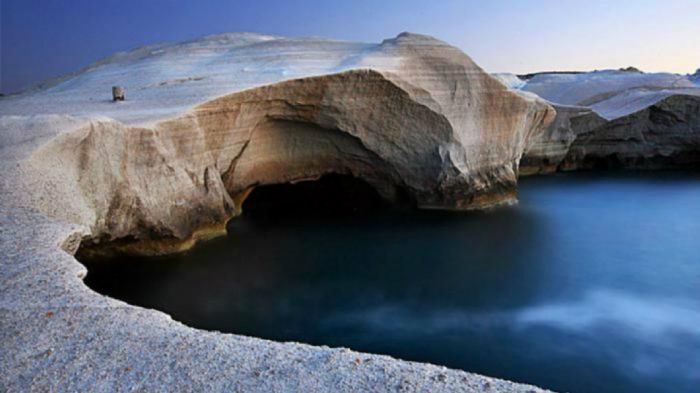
[520,104,607,175]
[515,70,700,172]
[691,69,700,86]
[560,94,700,170]
[618,66,643,73]
[521,70,698,119]
[4,32,553,255]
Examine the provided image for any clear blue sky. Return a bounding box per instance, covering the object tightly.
[2,0,699,93]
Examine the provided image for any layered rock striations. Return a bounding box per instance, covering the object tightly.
[520,70,698,120]
[0,32,560,393]
[4,32,553,256]
[503,70,700,173]
[518,103,606,175]
[561,94,700,170]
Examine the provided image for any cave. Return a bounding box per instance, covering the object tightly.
[73,173,414,260]
[241,174,394,218]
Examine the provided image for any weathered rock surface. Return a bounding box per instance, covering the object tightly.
[520,70,699,120]
[10,32,554,255]
[691,69,700,86]
[520,104,606,175]
[560,94,700,170]
[0,32,555,392]
[507,70,700,173]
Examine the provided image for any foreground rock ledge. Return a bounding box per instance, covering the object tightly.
[0,33,553,392]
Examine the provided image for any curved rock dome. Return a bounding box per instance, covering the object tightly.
[3,32,554,255]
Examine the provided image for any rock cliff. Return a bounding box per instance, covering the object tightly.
[519,104,607,175]
[560,94,700,170]
[3,33,554,255]
[510,70,700,173]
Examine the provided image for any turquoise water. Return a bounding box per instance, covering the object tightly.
[84,172,700,393]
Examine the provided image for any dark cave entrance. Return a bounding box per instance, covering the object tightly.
[241,174,400,218]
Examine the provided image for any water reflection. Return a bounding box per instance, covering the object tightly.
[84,172,700,393]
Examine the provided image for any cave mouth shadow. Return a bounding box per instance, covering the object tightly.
[241,174,411,219]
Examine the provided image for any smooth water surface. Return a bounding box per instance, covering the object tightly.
[84,173,700,393]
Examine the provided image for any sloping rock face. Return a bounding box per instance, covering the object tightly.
[520,70,698,120]
[6,33,553,255]
[492,73,527,90]
[691,69,700,86]
[520,104,606,175]
[560,94,700,170]
[512,70,700,173]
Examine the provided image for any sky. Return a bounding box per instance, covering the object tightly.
[2,0,699,93]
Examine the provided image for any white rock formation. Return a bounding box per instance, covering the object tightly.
[0,32,559,393]
[2,32,554,255]
[520,70,699,120]
[511,70,700,173]
[492,73,527,90]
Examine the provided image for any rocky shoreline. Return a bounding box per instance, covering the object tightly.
[2,32,699,392]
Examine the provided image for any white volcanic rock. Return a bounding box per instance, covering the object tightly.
[2,32,554,255]
[492,73,526,90]
[520,70,700,120]
[560,94,700,170]
[514,70,700,172]
[520,104,606,175]
[0,32,561,393]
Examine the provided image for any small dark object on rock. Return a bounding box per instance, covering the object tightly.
[619,66,643,73]
[112,86,125,101]
[45,311,54,318]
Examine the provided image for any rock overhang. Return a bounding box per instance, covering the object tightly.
[9,34,554,256]
[0,32,560,392]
